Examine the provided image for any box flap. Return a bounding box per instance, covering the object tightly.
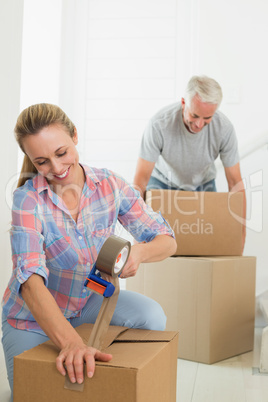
[115,328,178,343]
[15,324,178,362]
[15,324,179,372]
[16,324,128,363]
[77,323,128,349]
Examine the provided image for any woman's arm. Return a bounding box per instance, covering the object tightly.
[21,274,112,384]
[121,234,177,278]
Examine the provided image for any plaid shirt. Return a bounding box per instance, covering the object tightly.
[2,165,173,333]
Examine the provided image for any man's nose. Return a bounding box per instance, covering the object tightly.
[196,118,204,128]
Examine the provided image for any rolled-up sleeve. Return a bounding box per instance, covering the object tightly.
[2,189,49,325]
[11,226,48,289]
[11,187,48,284]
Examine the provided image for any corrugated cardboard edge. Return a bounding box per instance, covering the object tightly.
[14,324,179,362]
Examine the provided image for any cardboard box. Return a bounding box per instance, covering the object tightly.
[14,324,178,402]
[126,256,256,364]
[146,190,244,255]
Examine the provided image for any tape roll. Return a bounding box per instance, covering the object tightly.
[96,235,131,277]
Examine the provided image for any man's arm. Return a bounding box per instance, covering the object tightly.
[133,157,155,199]
[224,162,246,253]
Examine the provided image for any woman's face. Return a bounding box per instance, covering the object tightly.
[22,124,82,189]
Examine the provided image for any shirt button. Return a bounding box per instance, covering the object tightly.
[82,289,86,293]
[87,262,90,267]
[78,236,83,240]
[18,257,22,261]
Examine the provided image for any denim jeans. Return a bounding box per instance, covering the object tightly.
[147,176,217,192]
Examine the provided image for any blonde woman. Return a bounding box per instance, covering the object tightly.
[1,103,176,400]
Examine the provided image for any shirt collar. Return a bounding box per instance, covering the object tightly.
[31,164,101,195]
[32,174,50,194]
[81,164,101,192]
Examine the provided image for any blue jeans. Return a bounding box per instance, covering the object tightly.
[2,290,166,401]
[147,176,217,192]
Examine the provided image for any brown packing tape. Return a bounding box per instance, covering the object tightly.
[95,235,131,277]
[64,236,131,392]
[87,277,120,350]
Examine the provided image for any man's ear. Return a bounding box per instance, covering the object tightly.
[181,98,186,109]
[73,127,78,145]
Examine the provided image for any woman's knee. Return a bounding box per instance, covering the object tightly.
[113,291,167,331]
[139,296,167,330]
[1,315,48,396]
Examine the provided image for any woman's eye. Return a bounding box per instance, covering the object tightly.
[58,151,67,157]
[37,160,47,166]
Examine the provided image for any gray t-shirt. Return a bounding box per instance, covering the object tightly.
[139,102,239,190]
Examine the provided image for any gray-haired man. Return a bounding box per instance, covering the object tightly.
[133,75,246,251]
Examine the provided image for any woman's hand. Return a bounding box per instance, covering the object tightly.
[21,274,112,384]
[56,339,112,384]
[120,235,177,279]
[120,243,143,278]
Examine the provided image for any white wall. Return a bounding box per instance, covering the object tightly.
[196,0,268,149]
[0,0,24,302]
[0,0,62,302]
[62,0,268,295]
[1,0,268,299]
[62,0,268,178]
[20,0,62,109]
[60,0,180,182]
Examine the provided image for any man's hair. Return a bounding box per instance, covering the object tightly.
[184,75,223,108]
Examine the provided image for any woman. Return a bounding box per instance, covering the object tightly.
[1,103,176,399]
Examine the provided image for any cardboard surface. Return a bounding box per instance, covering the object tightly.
[14,324,179,402]
[146,190,244,255]
[126,256,256,364]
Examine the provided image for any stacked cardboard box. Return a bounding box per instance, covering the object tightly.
[126,190,256,364]
[146,190,244,256]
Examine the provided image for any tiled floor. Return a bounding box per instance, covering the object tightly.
[1,327,268,402]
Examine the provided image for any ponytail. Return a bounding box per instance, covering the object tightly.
[17,155,38,188]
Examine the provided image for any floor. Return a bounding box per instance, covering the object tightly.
[176,327,268,402]
[1,327,268,402]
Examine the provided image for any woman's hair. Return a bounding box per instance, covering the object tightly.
[15,103,76,187]
[184,75,223,108]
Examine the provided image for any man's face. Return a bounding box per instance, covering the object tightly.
[181,95,218,134]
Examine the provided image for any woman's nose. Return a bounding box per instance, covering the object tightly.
[50,159,62,174]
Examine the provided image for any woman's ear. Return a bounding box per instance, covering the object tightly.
[73,127,78,145]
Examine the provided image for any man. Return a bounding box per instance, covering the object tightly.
[133,75,246,250]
